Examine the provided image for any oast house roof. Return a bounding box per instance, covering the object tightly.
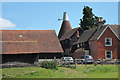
[1,30,63,54]
[58,12,72,39]
[58,21,72,39]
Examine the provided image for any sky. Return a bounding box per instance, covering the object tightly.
[1,2,118,35]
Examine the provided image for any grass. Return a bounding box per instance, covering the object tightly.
[2,65,119,78]
[0,69,2,79]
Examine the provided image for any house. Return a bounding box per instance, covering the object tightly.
[76,27,97,55]
[1,30,63,64]
[58,12,83,56]
[58,12,119,59]
[89,25,120,59]
[76,18,120,59]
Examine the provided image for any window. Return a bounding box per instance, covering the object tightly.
[77,44,79,48]
[105,38,112,46]
[105,51,112,59]
[80,44,82,46]
[65,40,67,44]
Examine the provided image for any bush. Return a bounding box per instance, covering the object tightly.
[40,60,58,69]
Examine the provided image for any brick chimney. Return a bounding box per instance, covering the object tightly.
[97,17,104,27]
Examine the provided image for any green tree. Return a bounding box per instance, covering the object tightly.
[80,6,105,30]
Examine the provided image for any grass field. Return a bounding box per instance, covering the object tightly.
[2,65,118,78]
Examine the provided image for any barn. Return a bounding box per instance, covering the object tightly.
[1,30,63,65]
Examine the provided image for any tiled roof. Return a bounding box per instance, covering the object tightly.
[77,25,120,43]
[77,27,97,43]
[60,27,80,41]
[110,25,119,36]
[58,21,72,39]
[90,25,119,40]
[1,30,63,54]
[89,26,106,40]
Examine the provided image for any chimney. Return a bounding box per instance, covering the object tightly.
[63,12,69,21]
[77,30,80,37]
[97,17,104,27]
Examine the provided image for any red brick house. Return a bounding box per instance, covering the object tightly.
[90,25,120,59]
[58,12,119,59]
[77,24,119,59]
[1,30,63,64]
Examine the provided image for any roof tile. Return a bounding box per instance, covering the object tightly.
[1,30,63,54]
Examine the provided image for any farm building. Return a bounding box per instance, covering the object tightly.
[58,12,72,39]
[58,12,83,56]
[76,17,120,59]
[1,30,63,64]
[58,12,120,59]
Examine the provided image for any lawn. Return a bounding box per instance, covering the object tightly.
[2,65,118,78]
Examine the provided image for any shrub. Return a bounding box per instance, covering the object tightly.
[93,62,98,66]
[40,60,58,69]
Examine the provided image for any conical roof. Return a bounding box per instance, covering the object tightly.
[58,12,72,39]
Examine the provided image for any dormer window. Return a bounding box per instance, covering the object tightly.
[105,38,112,46]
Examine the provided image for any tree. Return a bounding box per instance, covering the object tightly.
[73,48,85,59]
[80,6,106,30]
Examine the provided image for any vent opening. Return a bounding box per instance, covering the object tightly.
[19,35,23,37]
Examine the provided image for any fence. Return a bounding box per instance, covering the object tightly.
[2,59,120,68]
[1,62,38,68]
[58,59,120,68]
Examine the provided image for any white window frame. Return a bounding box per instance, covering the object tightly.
[77,44,80,48]
[105,51,112,59]
[105,38,112,46]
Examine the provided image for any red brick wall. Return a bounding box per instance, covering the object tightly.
[90,40,98,59]
[97,27,119,59]
[118,41,120,59]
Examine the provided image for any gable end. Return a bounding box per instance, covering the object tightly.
[97,25,120,40]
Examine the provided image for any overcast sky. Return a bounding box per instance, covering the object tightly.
[1,2,118,35]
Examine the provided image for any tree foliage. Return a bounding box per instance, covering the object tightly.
[80,6,106,30]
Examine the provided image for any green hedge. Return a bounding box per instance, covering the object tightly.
[40,61,58,69]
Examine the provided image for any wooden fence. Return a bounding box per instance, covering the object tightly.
[2,59,120,68]
[58,59,120,68]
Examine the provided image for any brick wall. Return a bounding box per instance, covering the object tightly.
[90,40,98,59]
[97,27,119,59]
